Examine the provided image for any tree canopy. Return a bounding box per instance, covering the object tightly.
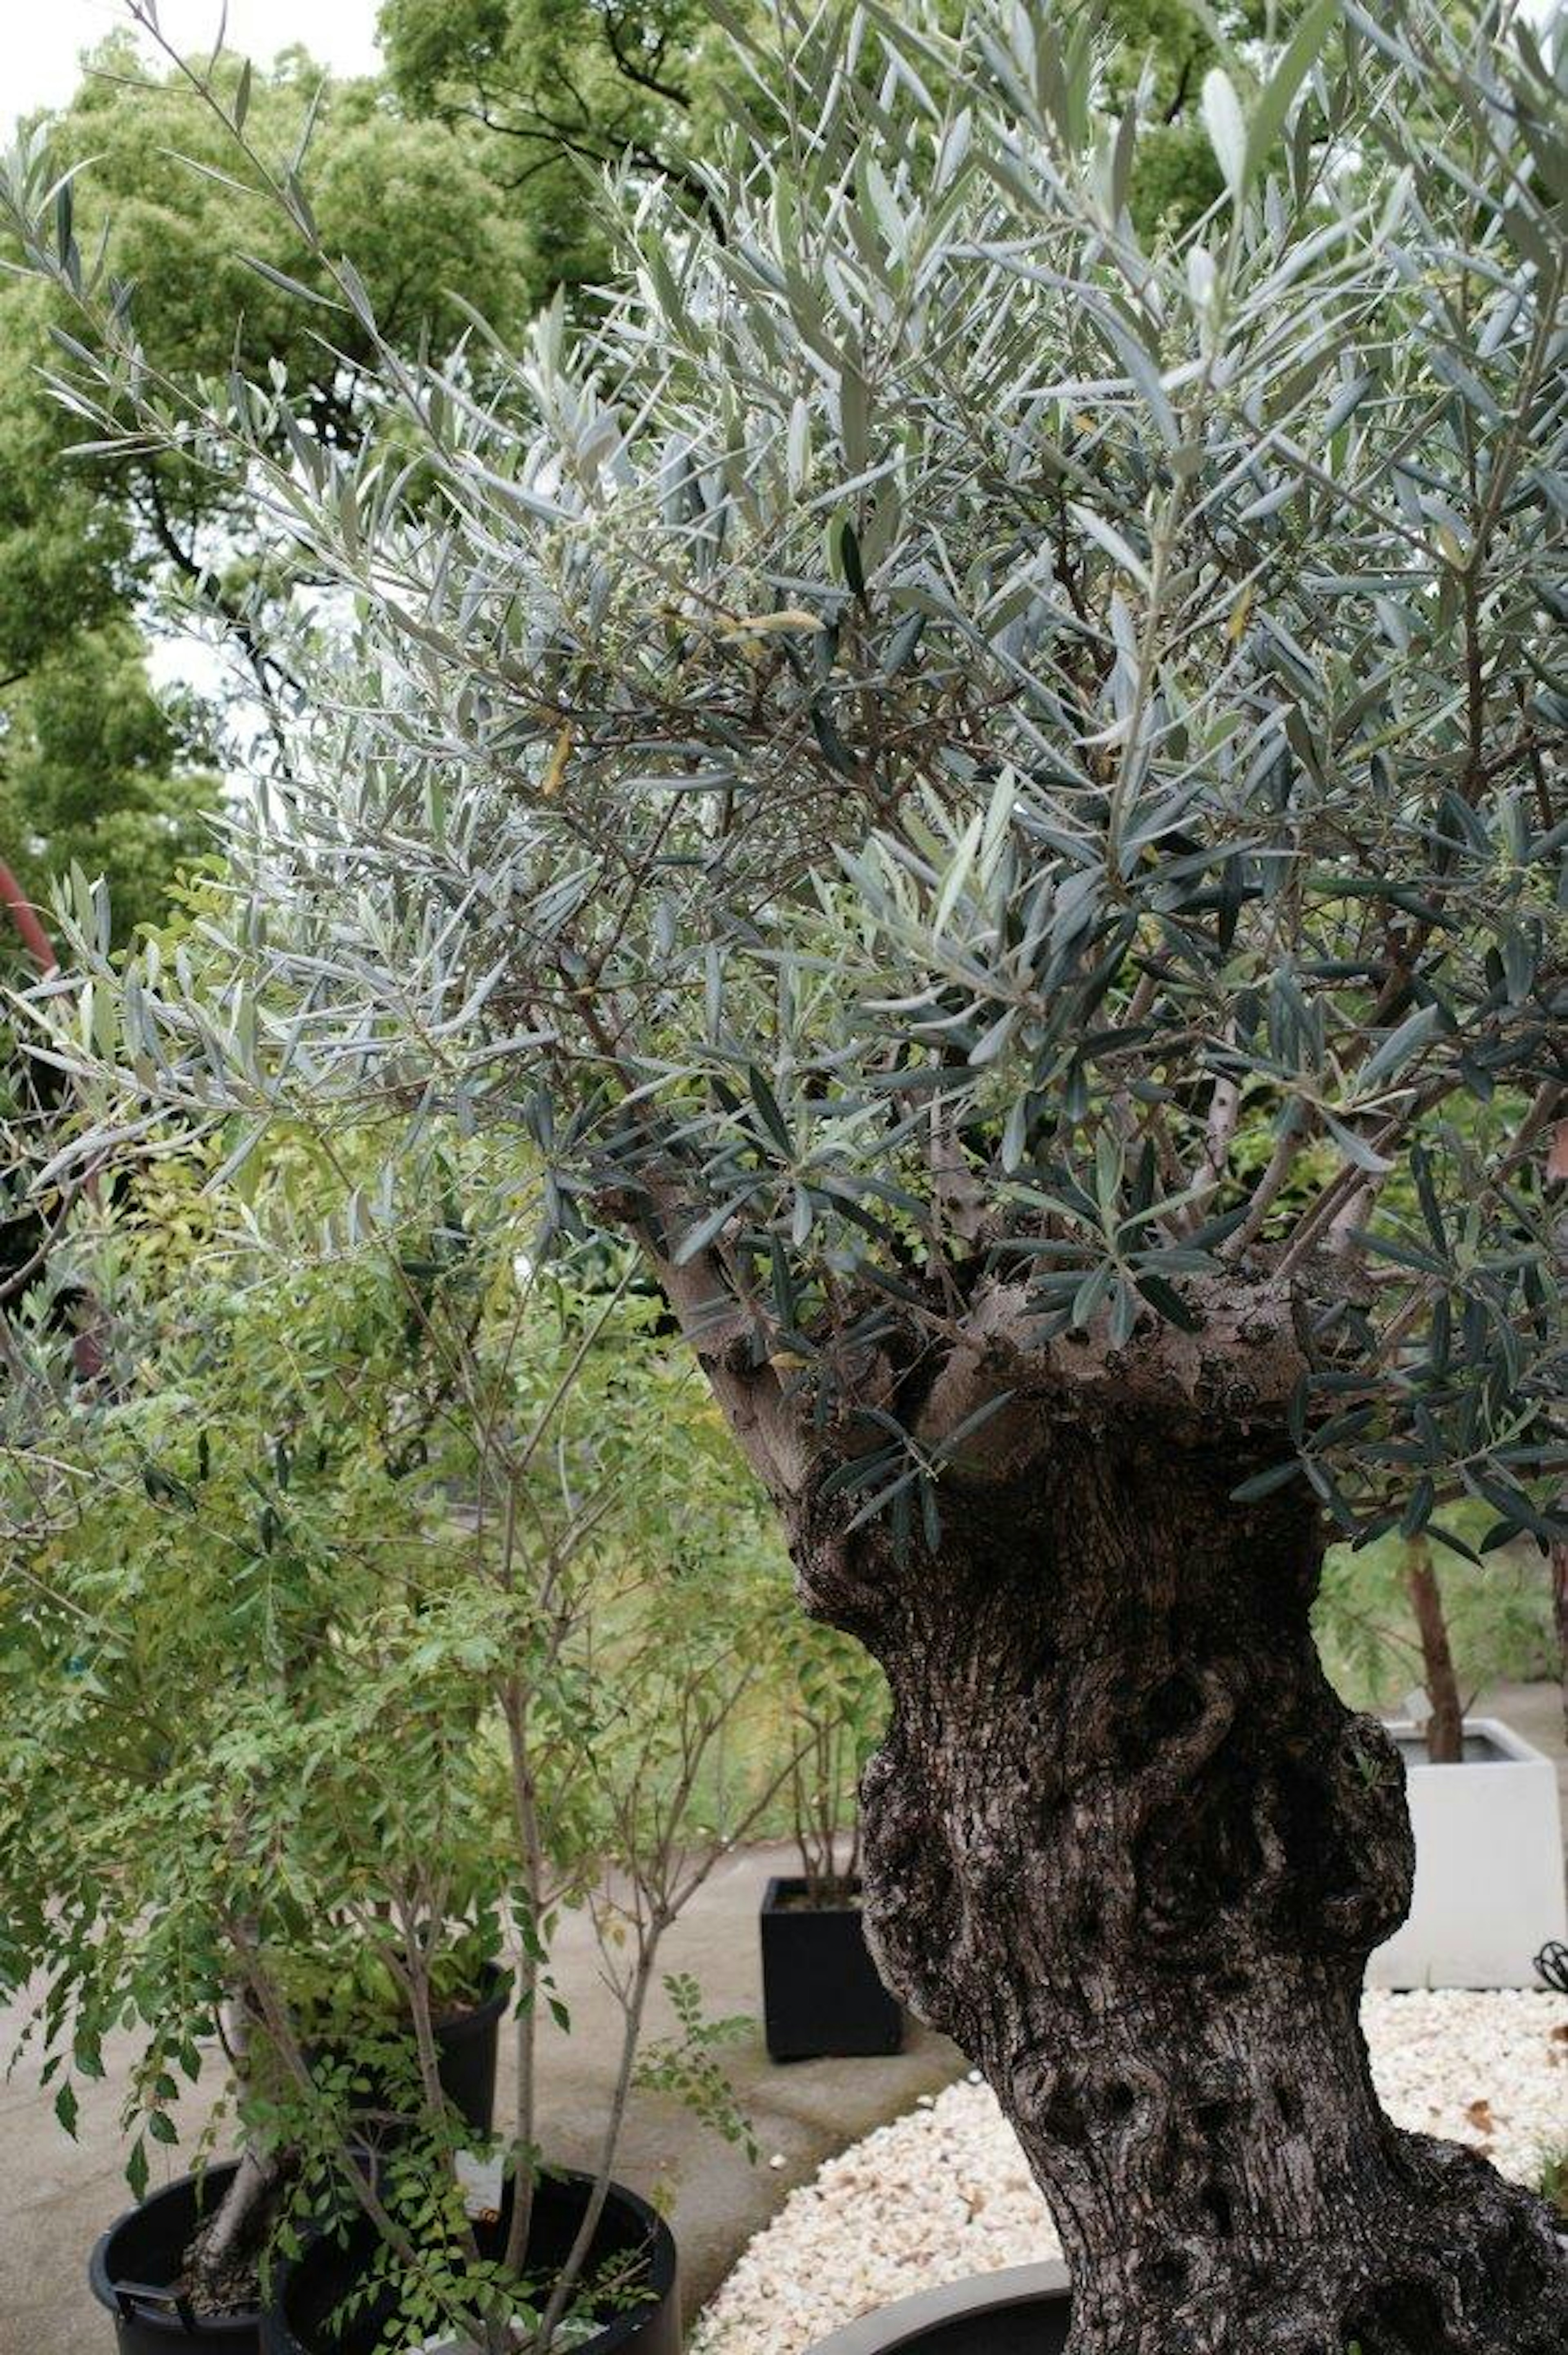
[8,0,1562,1563]
[1,3,1254,963]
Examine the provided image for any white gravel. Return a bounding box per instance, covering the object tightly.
[694,1992,1568,2355]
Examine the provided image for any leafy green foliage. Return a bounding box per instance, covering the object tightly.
[0,1126,794,2339]
[0,253,216,955]
[1315,1510,1558,1712]
[11,0,1558,1558]
[0,271,128,673]
[634,1971,758,2157]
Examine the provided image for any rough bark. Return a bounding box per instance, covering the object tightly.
[791,1377,1568,2355]
[652,1238,1568,2348]
[1405,1539,1465,1766]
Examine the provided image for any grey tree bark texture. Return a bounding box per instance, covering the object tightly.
[771,1286,1568,2355]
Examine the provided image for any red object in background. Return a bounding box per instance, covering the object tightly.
[0,847,102,1372]
[0,852,58,975]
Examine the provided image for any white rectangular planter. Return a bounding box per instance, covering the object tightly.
[1368,1716,1568,1989]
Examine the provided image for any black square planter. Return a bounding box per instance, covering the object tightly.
[760,1875,904,2061]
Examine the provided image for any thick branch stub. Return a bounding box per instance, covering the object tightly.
[913,1271,1313,1485]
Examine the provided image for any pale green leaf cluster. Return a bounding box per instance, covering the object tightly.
[2,0,1563,1553]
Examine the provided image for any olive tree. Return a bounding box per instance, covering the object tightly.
[6,2,1566,2348]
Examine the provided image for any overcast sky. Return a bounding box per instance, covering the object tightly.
[3,0,383,134]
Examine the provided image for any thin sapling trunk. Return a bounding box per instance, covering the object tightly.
[534,1940,660,2354]
[1404,1537,1465,1765]
[500,1676,545,2284]
[791,1724,854,1908]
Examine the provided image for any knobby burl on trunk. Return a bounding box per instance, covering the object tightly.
[736,1269,1567,2355]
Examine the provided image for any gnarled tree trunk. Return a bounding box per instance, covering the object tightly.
[789,1363,1567,2353]
[662,1234,1568,2353]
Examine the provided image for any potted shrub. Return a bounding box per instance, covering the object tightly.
[10,0,1568,2341]
[0,1167,524,2346]
[3,1146,787,2353]
[760,1621,900,2061]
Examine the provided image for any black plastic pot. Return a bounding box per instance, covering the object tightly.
[89,2164,262,2355]
[308,1963,510,2143]
[429,1965,508,2135]
[760,1876,903,2061]
[261,2168,679,2355]
[89,1974,510,2353]
[804,2263,1071,2355]
[431,1964,512,2137]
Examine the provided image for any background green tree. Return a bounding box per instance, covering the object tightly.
[0,627,218,952]
[0,258,214,959]
[377,0,1250,245]
[1,31,535,957]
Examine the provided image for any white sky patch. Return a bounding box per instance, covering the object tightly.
[2,0,383,136]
